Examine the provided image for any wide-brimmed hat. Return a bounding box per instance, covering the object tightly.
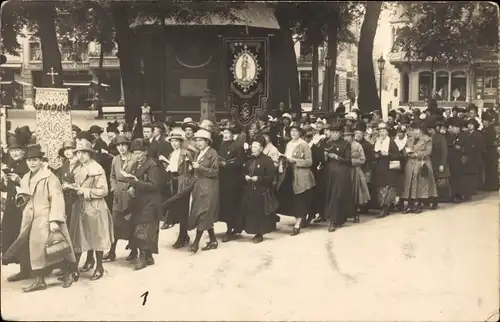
[114,135,131,146]
[130,138,150,152]
[182,117,198,131]
[330,122,343,132]
[466,118,480,129]
[343,126,354,135]
[355,121,367,133]
[58,140,76,157]
[89,125,103,134]
[193,128,213,143]
[152,122,166,132]
[166,128,186,142]
[482,113,495,123]
[72,124,81,133]
[199,119,215,132]
[24,144,45,159]
[289,124,304,136]
[106,121,119,133]
[8,136,26,150]
[377,122,389,131]
[74,139,95,155]
[410,120,423,129]
[281,113,292,120]
[14,126,33,146]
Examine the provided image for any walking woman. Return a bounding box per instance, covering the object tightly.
[165,128,194,249]
[393,121,410,211]
[188,128,220,253]
[372,122,400,218]
[104,135,137,262]
[343,126,370,222]
[3,144,76,292]
[401,120,438,214]
[240,135,277,243]
[124,139,162,270]
[276,125,316,235]
[323,123,354,232]
[218,125,246,242]
[69,138,114,280]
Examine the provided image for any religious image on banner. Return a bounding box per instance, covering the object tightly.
[34,87,72,169]
[224,38,269,125]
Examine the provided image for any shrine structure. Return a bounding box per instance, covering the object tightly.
[130,3,283,125]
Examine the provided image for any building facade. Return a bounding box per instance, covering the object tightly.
[388,6,499,110]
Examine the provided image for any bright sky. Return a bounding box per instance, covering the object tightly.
[374,7,393,57]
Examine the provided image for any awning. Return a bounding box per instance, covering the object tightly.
[63,82,91,87]
[90,80,110,87]
[0,81,13,85]
[131,3,279,29]
[14,80,31,86]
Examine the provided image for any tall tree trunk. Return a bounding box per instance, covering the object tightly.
[357,1,382,113]
[322,13,339,113]
[312,43,319,111]
[36,2,63,88]
[111,3,142,129]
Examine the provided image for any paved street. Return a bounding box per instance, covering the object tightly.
[1,193,499,321]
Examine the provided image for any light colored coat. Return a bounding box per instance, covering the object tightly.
[351,141,370,205]
[277,140,316,194]
[70,159,114,253]
[3,165,76,270]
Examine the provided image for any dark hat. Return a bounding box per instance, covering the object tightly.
[289,124,304,136]
[15,126,33,146]
[106,121,119,133]
[130,138,150,152]
[252,134,267,148]
[222,125,240,135]
[330,122,343,132]
[452,106,460,112]
[122,123,132,133]
[482,113,495,122]
[343,126,354,135]
[447,117,461,127]
[72,124,81,133]
[114,135,131,146]
[399,114,411,125]
[77,131,95,143]
[396,124,407,133]
[397,108,406,114]
[152,121,165,132]
[164,119,176,129]
[468,104,478,112]
[355,121,367,133]
[410,120,423,129]
[89,125,103,134]
[142,123,153,129]
[58,140,76,157]
[335,105,346,115]
[424,115,438,129]
[24,144,45,159]
[466,118,479,129]
[8,136,26,150]
[388,110,398,119]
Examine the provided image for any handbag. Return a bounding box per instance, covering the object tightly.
[262,188,279,216]
[420,162,429,177]
[389,160,401,170]
[45,230,71,259]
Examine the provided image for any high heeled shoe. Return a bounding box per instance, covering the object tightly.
[189,243,199,254]
[62,272,74,288]
[79,260,95,273]
[103,252,116,262]
[201,240,219,251]
[125,250,138,261]
[290,227,301,236]
[90,267,104,281]
[328,220,336,232]
[22,277,47,293]
[7,271,31,282]
[172,235,190,249]
[58,272,79,283]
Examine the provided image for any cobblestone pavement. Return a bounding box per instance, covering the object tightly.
[1,193,499,321]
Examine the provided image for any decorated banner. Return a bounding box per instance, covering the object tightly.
[223,38,269,125]
[34,87,72,169]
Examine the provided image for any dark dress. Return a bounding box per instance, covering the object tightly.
[56,158,80,228]
[482,125,499,191]
[1,157,29,263]
[431,132,451,201]
[457,130,484,197]
[447,133,465,198]
[310,139,327,216]
[371,138,400,206]
[241,154,277,235]
[129,159,162,253]
[218,140,245,231]
[165,149,194,226]
[323,138,353,225]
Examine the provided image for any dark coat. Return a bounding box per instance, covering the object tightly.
[241,154,277,235]
[56,158,80,228]
[431,132,450,179]
[1,157,29,261]
[447,133,465,197]
[218,140,245,229]
[188,147,220,231]
[275,126,291,153]
[130,159,163,225]
[372,138,400,188]
[92,138,108,153]
[358,138,375,180]
[482,125,499,191]
[165,148,194,226]
[148,135,173,160]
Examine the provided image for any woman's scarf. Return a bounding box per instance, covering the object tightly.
[374,136,390,154]
[394,135,408,151]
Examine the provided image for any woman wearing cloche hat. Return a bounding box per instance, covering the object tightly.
[3,144,77,292]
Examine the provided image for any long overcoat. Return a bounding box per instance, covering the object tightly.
[431,132,450,179]
[401,135,438,199]
[166,148,194,226]
[188,147,220,231]
[351,140,370,205]
[70,159,114,253]
[3,165,76,270]
[57,158,80,228]
[482,125,499,191]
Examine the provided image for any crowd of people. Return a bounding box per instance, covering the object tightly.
[1,102,498,293]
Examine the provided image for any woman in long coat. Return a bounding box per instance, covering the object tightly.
[3,144,77,292]
[125,139,162,270]
[1,137,31,282]
[69,138,114,281]
[427,119,450,207]
[165,128,194,249]
[481,113,499,191]
[276,125,316,235]
[218,126,246,242]
[240,136,277,243]
[188,128,220,253]
[392,123,409,210]
[372,122,400,218]
[103,135,137,262]
[401,121,438,214]
[344,126,370,222]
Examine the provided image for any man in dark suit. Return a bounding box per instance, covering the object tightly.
[148,122,173,160]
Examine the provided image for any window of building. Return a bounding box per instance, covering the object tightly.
[299,41,312,58]
[483,69,498,98]
[346,78,351,92]
[29,36,41,61]
[418,71,433,101]
[300,71,312,103]
[435,71,449,101]
[450,71,466,101]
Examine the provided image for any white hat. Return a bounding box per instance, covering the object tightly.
[345,112,358,121]
[183,117,194,124]
[281,113,292,120]
[268,115,277,122]
[193,128,212,143]
[419,114,426,120]
[316,117,327,124]
[166,128,186,142]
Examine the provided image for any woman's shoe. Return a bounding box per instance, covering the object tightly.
[202,241,219,251]
[403,207,414,214]
[189,243,199,254]
[7,271,31,282]
[90,268,104,281]
[22,277,47,293]
[252,234,264,243]
[54,268,65,277]
[62,272,74,288]
[172,235,190,249]
[58,272,79,282]
[103,252,116,262]
[328,220,336,232]
[125,250,138,261]
[290,227,301,236]
[79,260,95,273]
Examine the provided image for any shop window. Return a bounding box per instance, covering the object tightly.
[450,71,466,101]
[29,36,41,61]
[418,71,433,101]
[435,71,449,101]
[300,71,312,103]
[300,41,312,58]
[484,70,498,98]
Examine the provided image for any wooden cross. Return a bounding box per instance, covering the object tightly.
[46,67,59,85]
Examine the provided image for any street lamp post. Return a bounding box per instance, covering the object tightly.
[325,56,332,112]
[377,55,386,110]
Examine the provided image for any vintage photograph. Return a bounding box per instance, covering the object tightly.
[0,1,499,321]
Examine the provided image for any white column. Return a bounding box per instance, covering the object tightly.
[447,72,452,101]
[466,69,472,102]
[119,75,125,105]
[433,71,437,95]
